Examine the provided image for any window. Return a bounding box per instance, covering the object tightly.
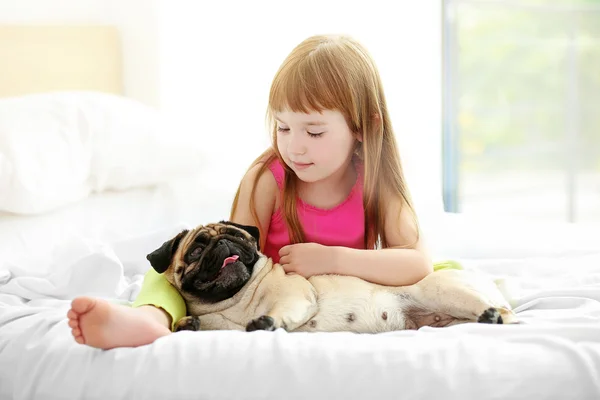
[442,0,600,223]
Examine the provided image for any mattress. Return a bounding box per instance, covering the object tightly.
[1,173,600,400]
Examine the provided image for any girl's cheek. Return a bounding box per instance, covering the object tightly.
[276,135,287,150]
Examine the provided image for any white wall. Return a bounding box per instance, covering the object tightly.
[0,0,161,108]
[0,0,443,215]
[0,0,109,21]
[157,0,444,214]
[106,0,160,108]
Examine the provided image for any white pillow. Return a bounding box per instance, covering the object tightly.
[0,91,203,214]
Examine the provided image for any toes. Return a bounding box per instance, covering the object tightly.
[71,297,96,314]
[67,310,78,320]
[71,327,87,345]
[68,319,79,329]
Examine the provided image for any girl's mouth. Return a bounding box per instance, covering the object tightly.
[292,161,313,170]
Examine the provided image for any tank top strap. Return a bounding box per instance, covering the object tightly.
[267,157,285,191]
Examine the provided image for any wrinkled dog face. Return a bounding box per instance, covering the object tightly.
[146,221,261,303]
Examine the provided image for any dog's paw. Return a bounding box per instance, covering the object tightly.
[477,307,503,324]
[246,315,276,332]
[174,316,201,332]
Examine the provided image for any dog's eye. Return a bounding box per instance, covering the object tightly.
[189,246,204,259]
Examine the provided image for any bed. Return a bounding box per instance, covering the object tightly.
[1,25,600,400]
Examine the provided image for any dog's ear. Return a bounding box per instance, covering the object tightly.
[220,220,260,250]
[147,229,189,273]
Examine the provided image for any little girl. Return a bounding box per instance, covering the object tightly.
[67,34,457,349]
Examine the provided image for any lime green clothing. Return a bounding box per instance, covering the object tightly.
[133,260,463,332]
[132,268,186,332]
[432,259,464,272]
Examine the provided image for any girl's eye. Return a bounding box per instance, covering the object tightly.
[277,127,290,133]
[308,132,323,138]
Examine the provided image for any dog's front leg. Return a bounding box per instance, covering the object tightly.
[246,284,318,332]
[175,313,246,332]
[174,316,201,332]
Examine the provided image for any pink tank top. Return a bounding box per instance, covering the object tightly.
[262,157,365,263]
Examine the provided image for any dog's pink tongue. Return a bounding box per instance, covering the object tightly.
[221,255,239,269]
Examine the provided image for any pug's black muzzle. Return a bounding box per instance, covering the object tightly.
[196,239,245,282]
[181,238,260,303]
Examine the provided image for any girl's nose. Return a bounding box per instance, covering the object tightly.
[288,133,307,155]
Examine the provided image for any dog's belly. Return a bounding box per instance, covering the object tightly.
[294,275,413,333]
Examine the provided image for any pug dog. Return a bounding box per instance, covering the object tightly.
[147,221,517,333]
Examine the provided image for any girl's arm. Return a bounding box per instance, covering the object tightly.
[332,195,433,286]
[230,164,278,251]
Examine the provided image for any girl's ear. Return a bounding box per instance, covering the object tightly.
[355,112,379,142]
[372,112,381,127]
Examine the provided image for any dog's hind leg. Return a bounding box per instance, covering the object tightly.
[400,269,518,327]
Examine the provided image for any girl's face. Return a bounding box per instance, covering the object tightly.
[275,109,359,183]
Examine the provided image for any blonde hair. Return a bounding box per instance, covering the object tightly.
[230,34,419,249]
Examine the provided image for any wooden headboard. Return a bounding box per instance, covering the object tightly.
[0,25,123,98]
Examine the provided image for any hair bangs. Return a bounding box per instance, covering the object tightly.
[268,53,349,117]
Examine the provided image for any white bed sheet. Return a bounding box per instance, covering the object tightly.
[1,173,600,400]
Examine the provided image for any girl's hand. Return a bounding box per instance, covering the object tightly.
[278,243,337,278]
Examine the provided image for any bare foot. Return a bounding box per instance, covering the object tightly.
[67,297,171,350]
